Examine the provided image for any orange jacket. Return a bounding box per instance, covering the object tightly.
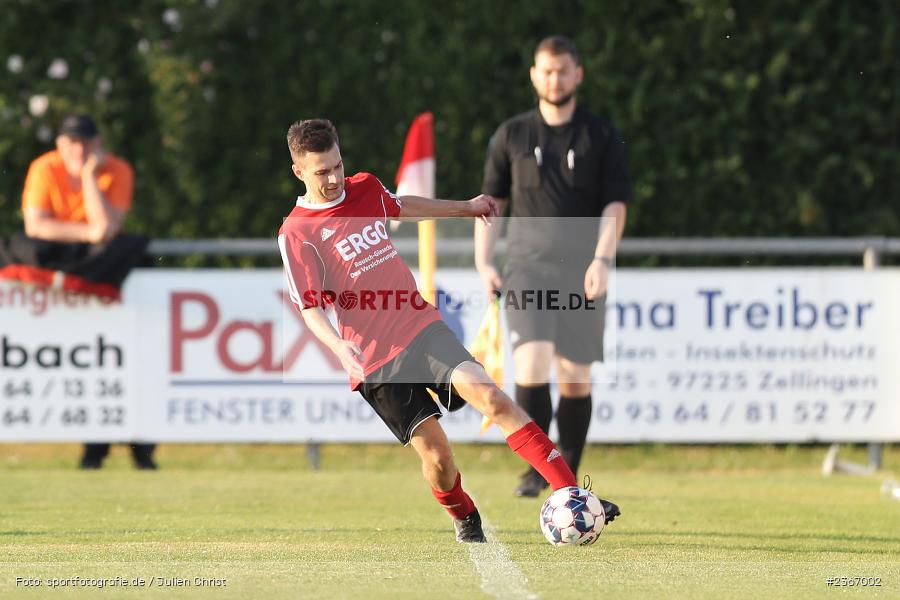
[22,150,133,223]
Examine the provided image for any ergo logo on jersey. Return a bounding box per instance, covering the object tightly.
[334,221,389,261]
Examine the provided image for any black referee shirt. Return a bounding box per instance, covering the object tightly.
[482,106,632,266]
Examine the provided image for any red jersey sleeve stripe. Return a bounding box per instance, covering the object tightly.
[378,179,402,219]
[278,233,326,310]
[277,233,303,307]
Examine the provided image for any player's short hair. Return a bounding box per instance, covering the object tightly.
[287,119,339,163]
[534,35,580,65]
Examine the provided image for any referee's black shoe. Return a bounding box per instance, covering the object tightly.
[514,468,549,498]
[453,509,487,543]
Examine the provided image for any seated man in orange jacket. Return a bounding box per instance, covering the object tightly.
[23,114,133,244]
[21,114,156,470]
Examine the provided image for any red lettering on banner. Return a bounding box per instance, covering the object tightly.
[171,292,219,372]
[216,321,275,372]
[170,290,342,374]
[277,292,342,371]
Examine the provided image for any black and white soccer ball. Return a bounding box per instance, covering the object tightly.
[539,486,605,546]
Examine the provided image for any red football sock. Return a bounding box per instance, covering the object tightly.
[431,472,476,520]
[506,421,576,490]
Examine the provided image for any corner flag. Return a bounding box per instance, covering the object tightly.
[396,113,437,305]
[396,112,435,198]
[471,298,504,433]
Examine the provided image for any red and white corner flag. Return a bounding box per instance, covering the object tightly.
[396,113,437,304]
[395,112,435,198]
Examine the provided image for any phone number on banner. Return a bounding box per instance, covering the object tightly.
[1,377,127,428]
[590,399,878,427]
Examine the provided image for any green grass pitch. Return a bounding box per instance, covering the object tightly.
[0,443,897,599]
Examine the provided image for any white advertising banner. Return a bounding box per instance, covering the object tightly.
[2,268,898,443]
[0,286,137,442]
[594,269,899,442]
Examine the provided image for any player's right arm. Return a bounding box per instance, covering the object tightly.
[279,229,365,380]
[298,307,365,381]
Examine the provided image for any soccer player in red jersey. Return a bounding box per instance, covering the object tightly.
[278,119,579,543]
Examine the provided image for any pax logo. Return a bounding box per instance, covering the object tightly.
[169,291,341,373]
[334,221,389,261]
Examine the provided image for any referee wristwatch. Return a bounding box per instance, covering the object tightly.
[594,256,613,267]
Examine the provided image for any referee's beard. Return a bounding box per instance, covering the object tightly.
[540,91,576,108]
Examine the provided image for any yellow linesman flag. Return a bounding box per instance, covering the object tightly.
[469,298,503,433]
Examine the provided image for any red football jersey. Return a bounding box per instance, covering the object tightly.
[278,172,441,388]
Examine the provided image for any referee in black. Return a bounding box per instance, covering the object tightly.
[476,35,631,497]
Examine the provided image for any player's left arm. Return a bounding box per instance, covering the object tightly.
[396,194,500,224]
[584,201,627,300]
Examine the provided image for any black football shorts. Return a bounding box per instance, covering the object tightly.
[502,261,607,364]
[357,321,479,445]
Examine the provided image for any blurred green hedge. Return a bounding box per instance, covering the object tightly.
[0,0,896,241]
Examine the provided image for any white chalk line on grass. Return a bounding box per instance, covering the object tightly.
[466,515,539,600]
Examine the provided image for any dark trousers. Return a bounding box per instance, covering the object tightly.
[82,443,156,466]
[0,233,150,286]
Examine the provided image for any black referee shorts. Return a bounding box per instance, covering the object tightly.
[502,261,607,364]
[357,321,479,445]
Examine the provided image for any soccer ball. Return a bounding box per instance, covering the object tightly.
[539,486,605,546]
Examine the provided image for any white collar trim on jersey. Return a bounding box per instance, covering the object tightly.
[296,191,346,210]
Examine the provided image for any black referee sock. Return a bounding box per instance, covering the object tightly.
[557,394,592,476]
[515,383,552,434]
[515,383,553,481]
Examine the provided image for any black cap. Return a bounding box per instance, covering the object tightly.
[58,114,98,140]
